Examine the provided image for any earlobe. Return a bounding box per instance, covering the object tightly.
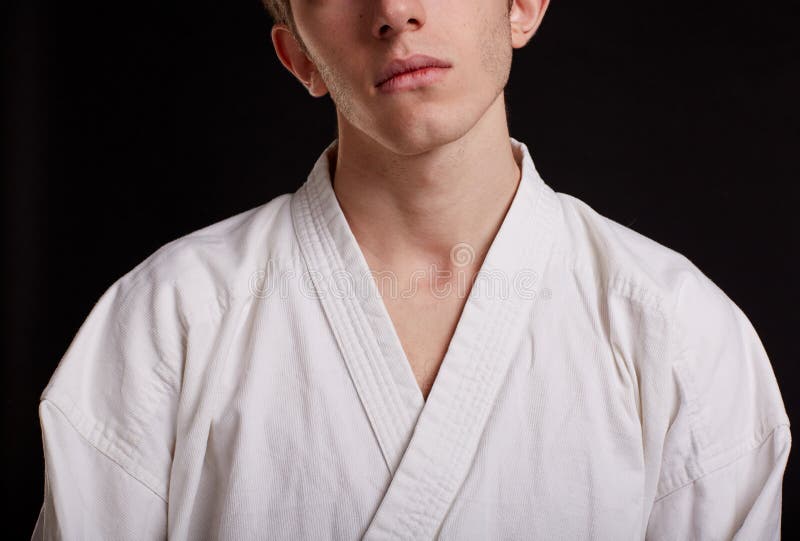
[307,71,330,98]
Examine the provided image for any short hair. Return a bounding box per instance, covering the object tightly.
[261,0,292,31]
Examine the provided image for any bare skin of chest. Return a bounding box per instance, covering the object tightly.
[361,243,482,401]
[380,289,469,400]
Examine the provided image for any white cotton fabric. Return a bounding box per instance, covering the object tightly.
[32,137,791,540]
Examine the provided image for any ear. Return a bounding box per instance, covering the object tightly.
[509,0,550,49]
[270,24,330,97]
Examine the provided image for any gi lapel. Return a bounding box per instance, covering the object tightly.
[291,139,426,477]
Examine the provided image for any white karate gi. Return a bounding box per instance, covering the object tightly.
[32,137,791,540]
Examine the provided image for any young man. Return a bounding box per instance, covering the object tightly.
[33,0,790,539]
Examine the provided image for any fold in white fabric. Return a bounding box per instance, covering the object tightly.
[32,137,791,540]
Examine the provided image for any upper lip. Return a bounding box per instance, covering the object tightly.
[375,54,451,87]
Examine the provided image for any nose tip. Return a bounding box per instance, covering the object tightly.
[372,2,425,39]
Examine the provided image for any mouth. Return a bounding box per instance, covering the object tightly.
[375,66,451,93]
[375,54,452,88]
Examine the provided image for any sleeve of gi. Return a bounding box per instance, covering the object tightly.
[30,400,169,540]
[645,268,791,540]
[30,256,185,541]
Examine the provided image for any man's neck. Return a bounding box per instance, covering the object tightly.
[330,93,521,278]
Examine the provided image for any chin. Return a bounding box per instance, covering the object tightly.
[372,124,464,157]
[374,110,480,156]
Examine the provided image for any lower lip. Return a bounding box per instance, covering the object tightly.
[377,66,450,94]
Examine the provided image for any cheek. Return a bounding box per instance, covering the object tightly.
[311,50,371,123]
[310,46,354,98]
[469,4,512,83]
[478,16,513,83]
[301,19,364,97]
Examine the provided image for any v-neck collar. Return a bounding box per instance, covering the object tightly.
[291,136,561,539]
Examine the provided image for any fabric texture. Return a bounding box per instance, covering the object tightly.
[32,137,791,540]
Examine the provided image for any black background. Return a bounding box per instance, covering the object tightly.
[4,0,798,537]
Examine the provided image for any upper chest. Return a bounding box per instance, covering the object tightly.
[380,291,468,400]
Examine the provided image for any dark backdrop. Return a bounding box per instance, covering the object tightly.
[4,0,798,537]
